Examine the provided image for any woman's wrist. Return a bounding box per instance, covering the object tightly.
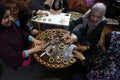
[71,38,77,43]
[28,48,37,55]
[23,49,35,58]
[28,35,34,42]
[23,50,29,58]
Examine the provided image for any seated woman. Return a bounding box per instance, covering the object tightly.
[87,31,120,80]
[42,0,69,30]
[0,2,45,80]
[44,0,69,14]
[17,7,40,36]
[65,2,107,59]
[61,3,107,78]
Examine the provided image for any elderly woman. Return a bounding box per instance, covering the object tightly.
[0,2,46,80]
[44,0,69,14]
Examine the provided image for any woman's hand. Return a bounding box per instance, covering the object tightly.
[75,44,89,52]
[28,44,45,55]
[62,31,70,40]
[33,38,45,46]
[73,50,85,61]
[64,37,77,44]
[33,44,45,52]
[49,9,62,14]
[62,31,75,43]
[56,9,62,14]
[31,29,40,36]
[62,32,77,44]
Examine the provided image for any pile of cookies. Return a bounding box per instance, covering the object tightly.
[33,29,77,68]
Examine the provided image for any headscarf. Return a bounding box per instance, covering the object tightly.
[82,2,106,29]
[0,2,9,23]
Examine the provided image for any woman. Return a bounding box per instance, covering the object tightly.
[18,7,40,36]
[65,2,107,59]
[0,2,46,80]
[87,31,120,80]
[44,0,69,14]
[61,3,107,79]
[42,0,69,30]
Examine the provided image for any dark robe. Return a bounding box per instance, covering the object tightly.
[0,22,30,69]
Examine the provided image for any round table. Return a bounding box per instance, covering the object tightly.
[33,29,77,69]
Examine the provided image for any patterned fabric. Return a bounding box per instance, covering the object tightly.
[87,31,120,80]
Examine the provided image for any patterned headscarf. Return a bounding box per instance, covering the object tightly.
[82,2,106,29]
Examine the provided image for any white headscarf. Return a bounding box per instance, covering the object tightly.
[82,2,106,29]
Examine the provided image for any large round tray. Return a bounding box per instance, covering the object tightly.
[33,29,77,69]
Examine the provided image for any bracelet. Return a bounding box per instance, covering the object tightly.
[24,50,29,58]
[28,35,34,42]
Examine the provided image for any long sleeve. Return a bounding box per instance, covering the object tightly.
[0,22,31,69]
[73,20,107,47]
[68,17,83,32]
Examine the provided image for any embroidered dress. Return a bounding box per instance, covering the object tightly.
[87,31,120,80]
